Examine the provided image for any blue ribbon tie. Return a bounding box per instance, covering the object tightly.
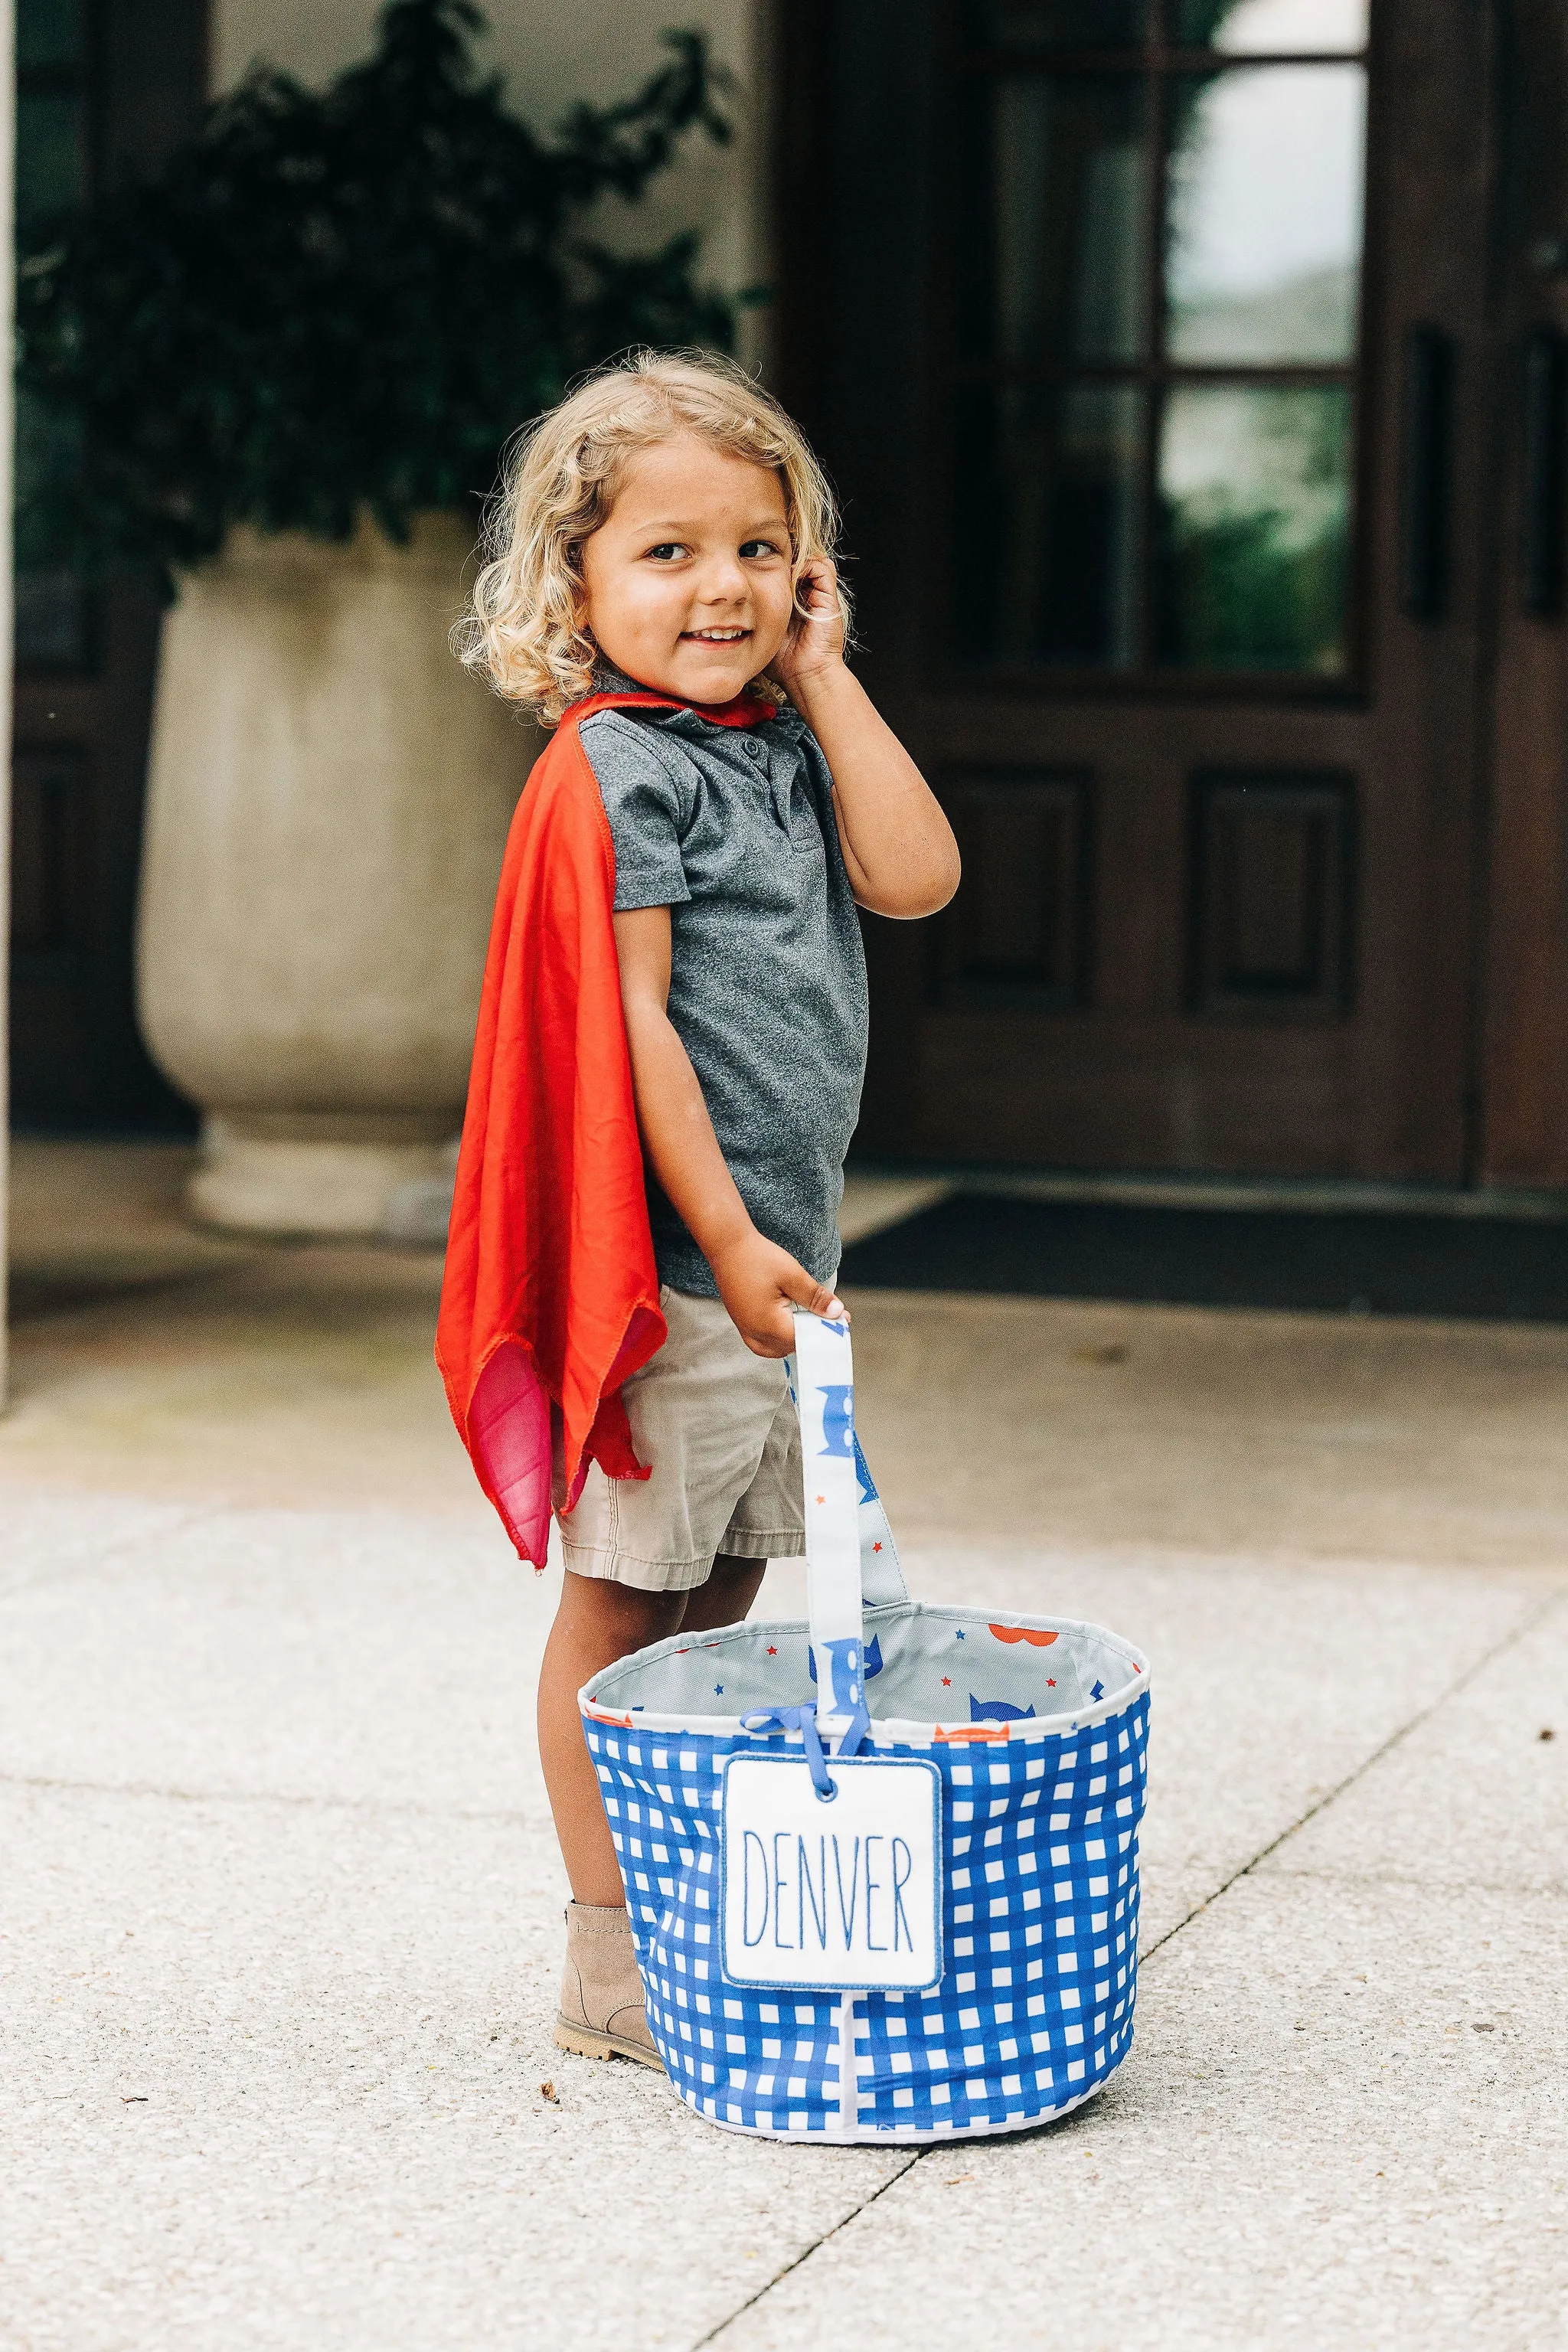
[740,1701,838,1799]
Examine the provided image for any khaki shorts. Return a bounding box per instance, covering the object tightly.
[557,1287,805,1592]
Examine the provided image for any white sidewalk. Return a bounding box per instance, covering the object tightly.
[3,1145,1566,2349]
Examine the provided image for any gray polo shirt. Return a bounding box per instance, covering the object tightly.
[579,684,867,1297]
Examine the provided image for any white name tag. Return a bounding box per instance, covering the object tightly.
[720,1755,943,1992]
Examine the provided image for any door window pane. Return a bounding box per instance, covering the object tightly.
[965,0,1148,47]
[959,76,1149,363]
[946,0,1367,678]
[1174,0,1367,51]
[16,0,91,668]
[956,381,1142,666]
[18,0,83,70]
[1155,384,1351,670]
[16,91,87,228]
[15,390,88,665]
[1165,65,1365,361]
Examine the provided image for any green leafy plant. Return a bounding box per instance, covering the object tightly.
[16,0,738,581]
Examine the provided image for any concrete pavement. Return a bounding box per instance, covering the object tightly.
[3,1142,1566,2348]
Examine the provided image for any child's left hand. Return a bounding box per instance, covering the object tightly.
[773,558,846,691]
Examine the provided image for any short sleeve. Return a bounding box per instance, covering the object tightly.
[579,713,693,912]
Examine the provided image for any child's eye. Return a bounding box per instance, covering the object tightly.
[643,542,688,562]
[740,538,784,559]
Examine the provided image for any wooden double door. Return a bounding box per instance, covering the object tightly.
[782,0,1568,1186]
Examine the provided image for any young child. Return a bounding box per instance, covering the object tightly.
[442,351,959,2067]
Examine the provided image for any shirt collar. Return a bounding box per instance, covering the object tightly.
[589,660,795,733]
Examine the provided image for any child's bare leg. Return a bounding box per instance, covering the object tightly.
[541,1555,767,1905]
[679,1552,766,1632]
[539,1571,684,1905]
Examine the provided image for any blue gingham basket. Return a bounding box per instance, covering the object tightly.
[580,1312,1151,2141]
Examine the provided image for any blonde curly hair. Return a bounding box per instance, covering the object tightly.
[456,350,848,724]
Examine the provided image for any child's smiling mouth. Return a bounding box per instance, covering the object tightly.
[681,626,750,643]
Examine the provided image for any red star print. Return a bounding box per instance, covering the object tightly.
[766,1645,777,1656]
[815,1494,825,1505]
[1047,1677,1056,1687]
[873,1541,883,1553]
[942,1676,952,1687]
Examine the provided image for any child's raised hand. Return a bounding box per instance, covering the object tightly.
[773,557,847,692]
[707,1229,848,1359]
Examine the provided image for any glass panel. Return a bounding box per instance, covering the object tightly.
[18,0,84,72]
[965,0,1148,47]
[1165,65,1365,361]
[959,77,1149,363]
[1174,0,1367,51]
[15,572,90,669]
[955,381,1142,667]
[1155,384,1351,671]
[18,0,83,74]
[16,91,87,230]
[15,31,90,668]
[15,389,89,668]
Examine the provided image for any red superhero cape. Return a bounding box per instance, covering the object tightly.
[436,684,776,1566]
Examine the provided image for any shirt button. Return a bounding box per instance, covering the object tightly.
[741,738,764,760]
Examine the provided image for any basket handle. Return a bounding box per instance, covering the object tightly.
[791,1309,906,1752]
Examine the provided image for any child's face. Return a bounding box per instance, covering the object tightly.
[580,437,795,704]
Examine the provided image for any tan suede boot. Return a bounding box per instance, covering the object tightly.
[554,1902,664,2069]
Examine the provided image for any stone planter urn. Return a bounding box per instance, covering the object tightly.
[137,514,534,1235]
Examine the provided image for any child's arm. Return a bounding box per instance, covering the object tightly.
[613,905,845,1358]
[773,561,962,920]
